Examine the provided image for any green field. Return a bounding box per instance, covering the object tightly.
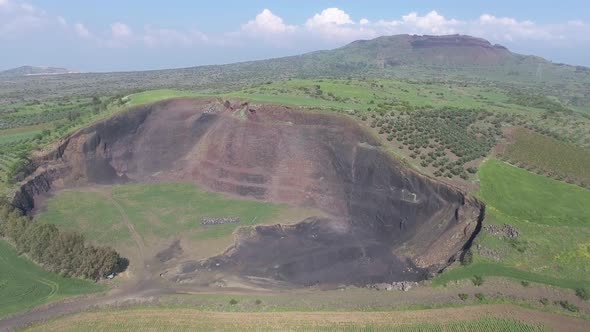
[0,239,103,319]
[36,183,312,255]
[478,160,590,227]
[503,128,590,187]
[231,79,529,113]
[123,89,204,107]
[435,159,590,287]
[23,308,549,332]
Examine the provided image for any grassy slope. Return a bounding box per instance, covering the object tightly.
[478,160,590,227]
[434,159,590,288]
[0,240,103,319]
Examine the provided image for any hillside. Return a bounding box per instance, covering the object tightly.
[1,34,589,111]
[0,65,76,77]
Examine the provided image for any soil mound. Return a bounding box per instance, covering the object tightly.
[15,98,483,286]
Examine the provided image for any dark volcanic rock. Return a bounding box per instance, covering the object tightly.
[15,98,484,286]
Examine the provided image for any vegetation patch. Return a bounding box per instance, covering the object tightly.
[1,202,125,280]
[0,239,102,319]
[478,160,590,227]
[36,183,305,256]
[502,127,590,188]
[435,159,590,288]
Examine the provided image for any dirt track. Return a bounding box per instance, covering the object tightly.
[2,276,590,331]
[20,305,590,332]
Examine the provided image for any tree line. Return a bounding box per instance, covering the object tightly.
[0,200,127,280]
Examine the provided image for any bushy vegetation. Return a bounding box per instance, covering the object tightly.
[0,201,125,280]
[575,287,589,301]
[555,300,580,312]
[472,275,484,286]
[354,108,515,179]
[507,92,572,114]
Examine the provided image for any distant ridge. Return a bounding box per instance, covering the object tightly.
[1,34,589,109]
[0,65,78,77]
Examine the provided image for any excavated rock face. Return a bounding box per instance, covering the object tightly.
[16,98,483,286]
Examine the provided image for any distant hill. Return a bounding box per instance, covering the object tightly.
[1,34,589,109]
[0,65,78,77]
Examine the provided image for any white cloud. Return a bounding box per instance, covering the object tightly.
[306,8,353,27]
[0,0,46,38]
[476,14,551,41]
[111,22,133,39]
[74,23,90,38]
[400,11,459,34]
[1,1,590,64]
[231,7,590,50]
[242,9,295,35]
[303,7,375,41]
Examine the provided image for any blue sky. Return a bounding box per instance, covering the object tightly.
[2,0,590,71]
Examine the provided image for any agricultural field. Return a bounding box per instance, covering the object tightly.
[22,306,564,332]
[501,128,590,188]
[434,159,590,288]
[0,239,103,319]
[228,79,590,182]
[233,79,541,113]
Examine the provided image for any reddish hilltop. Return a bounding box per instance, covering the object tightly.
[343,34,512,66]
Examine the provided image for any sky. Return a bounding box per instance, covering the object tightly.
[1,0,590,72]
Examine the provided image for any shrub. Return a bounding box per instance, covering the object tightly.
[460,250,473,266]
[475,293,486,301]
[540,298,549,306]
[229,299,238,305]
[575,287,589,301]
[255,299,262,305]
[458,293,469,301]
[472,275,484,286]
[521,281,530,287]
[556,300,579,312]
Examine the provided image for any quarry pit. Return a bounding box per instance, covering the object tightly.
[14,98,484,287]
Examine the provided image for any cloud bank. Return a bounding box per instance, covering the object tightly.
[1,1,589,69]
